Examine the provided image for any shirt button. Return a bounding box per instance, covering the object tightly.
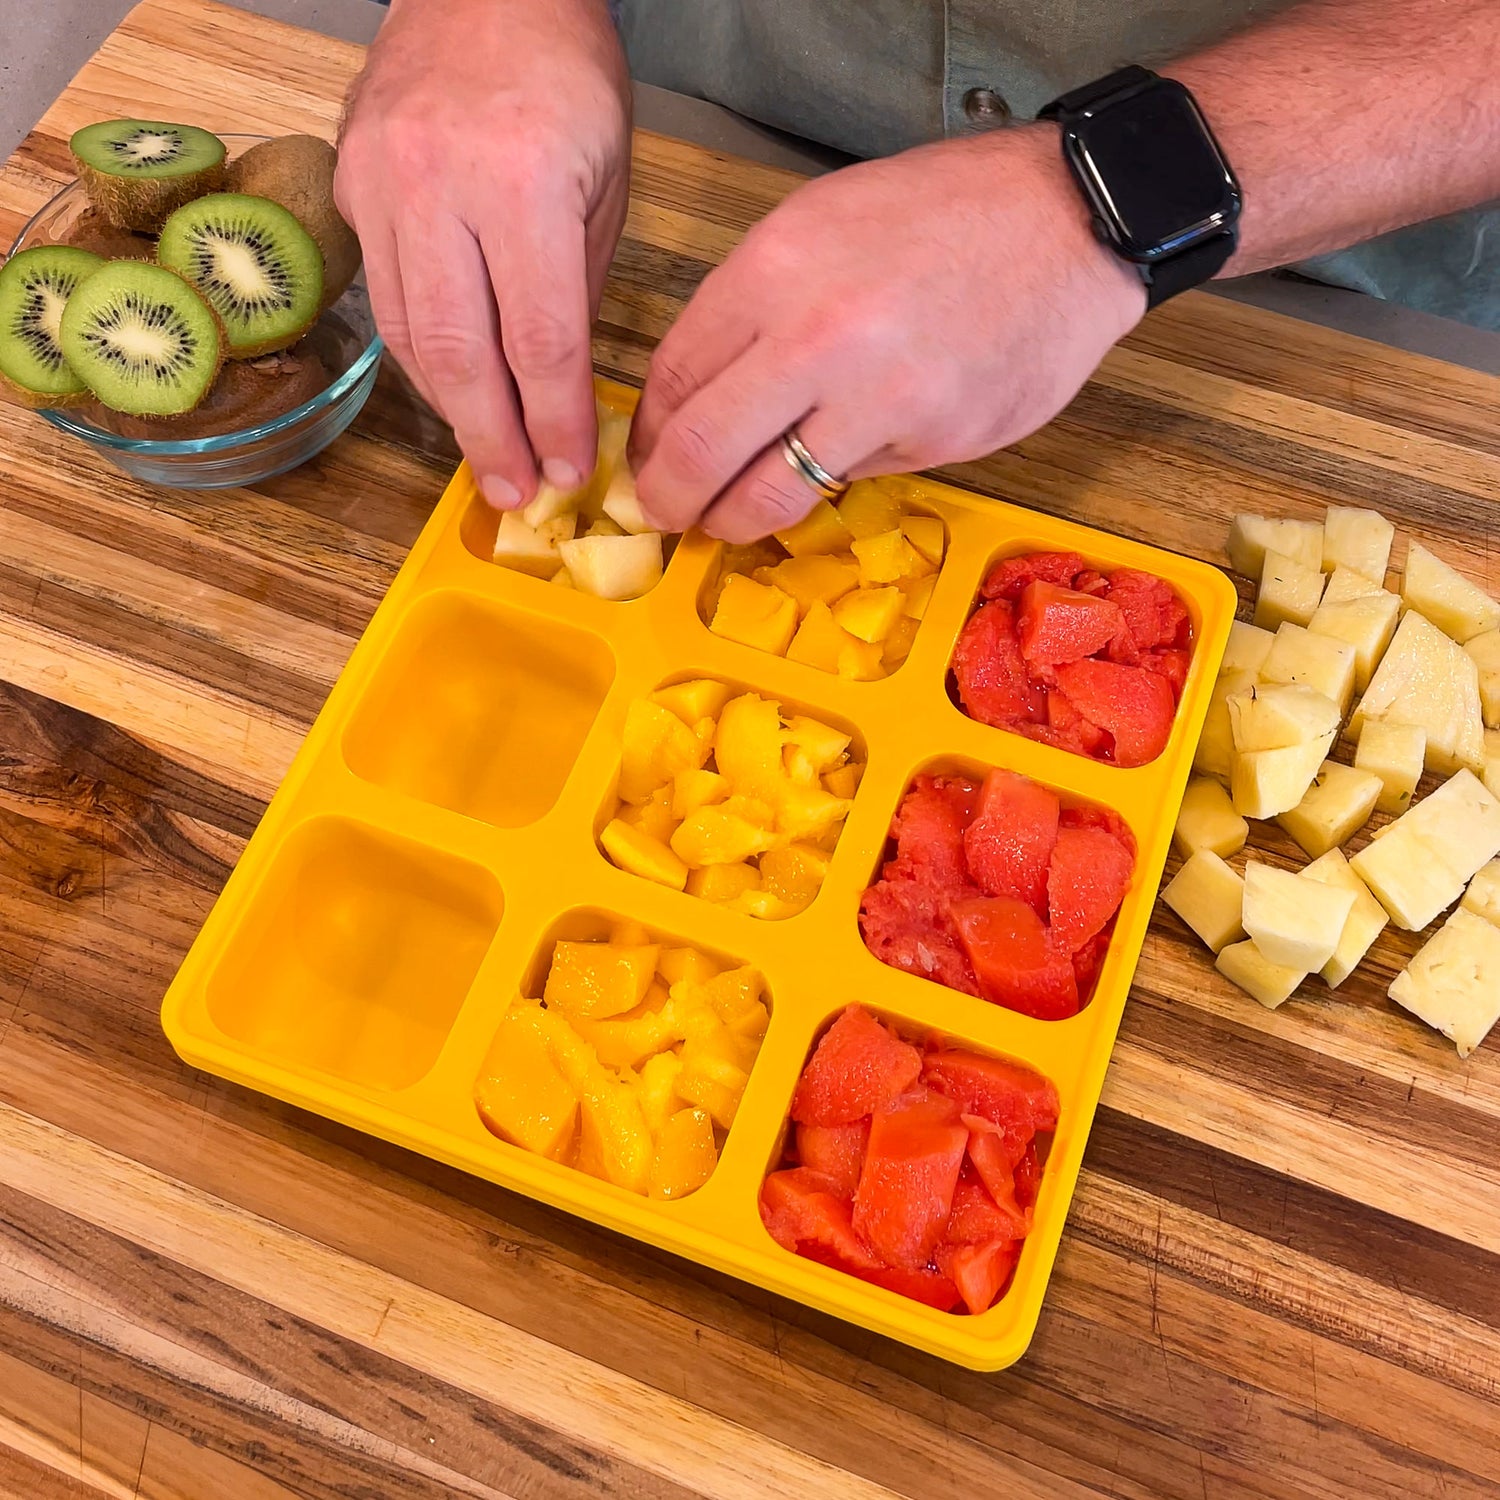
[963,88,1011,125]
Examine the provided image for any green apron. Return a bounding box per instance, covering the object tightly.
[618,0,1499,330]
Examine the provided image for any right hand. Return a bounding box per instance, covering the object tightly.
[336,0,631,508]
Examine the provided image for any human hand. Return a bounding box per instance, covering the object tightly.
[630,126,1146,542]
[337,0,631,508]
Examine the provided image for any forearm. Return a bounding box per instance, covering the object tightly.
[1170,0,1500,274]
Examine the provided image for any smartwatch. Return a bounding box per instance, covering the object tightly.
[1039,66,1242,310]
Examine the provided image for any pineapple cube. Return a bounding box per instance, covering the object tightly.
[1465,630,1500,729]
[1461,859,1500,928]
[544,939,661,1019]
[651,678,734,725]
[587,516,627,538]
[1401,542,1500,644]
[1486,728,1500,802]
[833,586,905,643]
[601,819,688,891]
[600,466,655,535]
[1231,739,1333,819]
[475,1008,580,1162]
[1275,760,1382,859]
[619,699,705,803]
[1260,623,1358,713]
[1321,506,1394,583]
[522,476,586,529]
[1351,612,1484,775]
[1227,683,1341,753]
[493,510,577,577]
[686,862,762,903]
[837,485,904,540]
[558,532,663,600]
[1322,566,1385,606]
[1242,861,1355,971]
[902,572,937,621]
[774,499,852,557]
[851,529,923,585]
[708,575,798,655]
[1221,621,1275,678]
[1215,940,1306,1009]
[1354,721,1426,815]
[1194,669,1259,781]
[899,515,946,567]
[1162,851,1246,953]
[1254,550,1326,630]
[1227,514,1324,577]
[752,554,860,614]
[1307,591,1400,693]
[649,1106,719,1200]
[671,805,776,866]
[1389,908,1500,1057]
[550,567,576,589]
[1174,776,1249,858]
[1302,849,1389,987]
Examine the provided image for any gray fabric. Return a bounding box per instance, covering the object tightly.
[617,0,1499,329]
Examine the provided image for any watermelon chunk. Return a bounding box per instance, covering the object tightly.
[949,896,1081,1019]
[853,1262,964,1311]
[1054,659,1176,768]
[936,1238,1021,1317]
[860,872,981,996]
[1014,1141,1043,1210]
[963,1119,1034,1237]
[1104,568,1190,658]
[962,769,1060,913]
[1047,825,1135,953]
[1073,569,1109,597]
[980,551,1086,602]
[852,1091,968,1270]
[1059,803,1137,856]
[889,773,980,889]
[945,1169,1027,1245]
[922,1047,1060,1153]
[1142,646,1191,702]
[952,601,1047,728]
[1018,581,1125,667]
[1047,689,1109,756]
[791,1005,923,1126]
[796,1118,870,1200]
[1071,926,1113,1000]
[759,1168,879,1265]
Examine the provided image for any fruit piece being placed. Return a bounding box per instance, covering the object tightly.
[0,246,103,409]
[1054,658,1176,767]
[1389,908,1500,1057]
[900,515,946,567]
[1221,621,1276,678]
[1242,861,1355,971]
[1301,849,1389,987]
[753,554,860,614]
[1465,630,1500,729]
[1462,859,1500,927]
[1322,566,1386,606]
[1226,514,1323,577]
[1231,737,1335,820]
[70,118,226,232]
[649,1107,718,1200]
[1254,549,1326,630]
[557,531,664,600]
[1260,623,1357,713]
[1401,542,1500,644]
[158,193,323,357]
[833,585,904,643]
[851,528,925,585]
[1215,939,1306,1009]
[1307,591,1400,693]
[1162,851,1246,953]
[599,465,655,534]
[774,498,853,556]
[58,260,223,416]
[1174,776,1249,858]
[1275,760,1382,859]
[1321,506,1394,583]
[475,1006,579,1162]
[837,485,904,540]
[491,509,575,578]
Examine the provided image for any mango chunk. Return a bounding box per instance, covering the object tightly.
[759,843,829,912]
[851,529,923,585]
[544,940,660,1019]
[601,819,689,891]
[882,615,920,667]
[677,1033,752,1129]
[476,1009,579,1161]
[634,1051,687,1138]
[833,586,904,644]
[672,768,729,819]
[899,515,946,568]
[575,985,683,1070]
[785,745,822,787]
[822,762,864,799]
[609,920,651,946]
[753,554,860,613]
[620,699,704,803]
[837,635,887,681]
[775,784,852,843]
[649,1107,719,1200]
[714,693,788,801]
[787,602,855,673]
[651,678,734,725]
[837,485,904,540]
[902,572,937,620]
[694,966,771,1035]
[657,947,721,988]
[621,784,678,844]
[577,1071,654,1194]
[782,715,851,772]
[672,805,776,866]
[686,862,761,903]
[725,888,807,921]
[774,499,852,557]
[709,574,798,655]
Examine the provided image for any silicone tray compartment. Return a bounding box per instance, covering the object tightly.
[162,378,1237,1370]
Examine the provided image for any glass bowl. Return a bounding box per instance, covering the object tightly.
[6,133,383,489]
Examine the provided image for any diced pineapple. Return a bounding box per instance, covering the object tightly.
[1254,550,1326,630]
[1465,630,1500,729]
[1389,908,1500,1057]
[558,532,663,600]
[587,516,627,538]
[1301,849,1389,987]
[1307,591,1400,693]
[851,529,923,585]
[1259,624,1357,713]
[1275,760,1382,859]
[651,678,734,726]
[1221,621,1275,678]
[550,567,576,589]
[1174,777,1249,858]
[1215,940,1306,1009]
[1354,721,1426,816]
[1351,611,1485,775]
[1461,859,1500,928]
[833,586,905,643]
[600,819,688,891]
[1486,728,1500,803]
[600,465,656,535]
[1242,861,1355,971]
[837,485,904,541]
[708,574,799,655]
[1321,506,1394,583]
[899,515,946,567]
[1322,566,1385,606]
[522,477,586,529]
[752,554,860,614]
[493,510,577,577]
[1227,683,1341,752]
[1162,851,1246,953]
[1401,542,1500,644]
[774,499,852,557]
[1227,514,1323,577]
[1194,669,1259,781]
[1231,737,1334,819]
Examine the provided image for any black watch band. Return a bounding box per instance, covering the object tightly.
[1038,64,1158,118]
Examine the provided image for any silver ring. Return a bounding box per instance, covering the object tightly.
[781,428,850,502]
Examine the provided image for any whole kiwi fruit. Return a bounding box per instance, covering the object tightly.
[229,135,361,310]
[69,120,227,233]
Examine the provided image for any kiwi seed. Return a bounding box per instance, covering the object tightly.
[70,119,227,233]
[0,245,105,409]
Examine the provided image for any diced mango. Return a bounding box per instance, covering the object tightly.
[851,529,923,585]
[785,745,822,787]
[621,784,678,844]
[671,805,776,866]
[787,602,854,673]
[661,984,727,1043]
[902,572,937,620]
[620,699,704,803]
[609,920,651,946]
[677,1031,752,1129]
[672,768,729,819]
[544,940,660,1019]
[691,715,717,762]
[837,485,904,540]
[651,678,734,725]
[833,587,904,643]
[694,966,770,1035]
[822,761,864,798]
[576,988,684,1070]
[837,635,887,681]
[686,862,761,903]
[775,784,852,843]
[725,888,807,921]
[708,574,798,655]
[782,715,851,772]
[753,555,860,613]
[475,1008,579,1162]
[899,515,946,568]
[882,615,920,667]
[635,1051,686,1138]
[600,819,689,891]
[657,947,720,987]
[759,843,830,912]
[649,1107,719,1200]
[774,499,853,557]
[714,693,788,801]
[577,1071,653,1194]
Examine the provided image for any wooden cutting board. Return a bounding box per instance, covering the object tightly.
[3,1,1500,1494]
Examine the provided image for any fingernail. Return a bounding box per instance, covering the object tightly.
[542,458,582,492]
[481,475,522,509]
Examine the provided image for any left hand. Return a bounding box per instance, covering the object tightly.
[630,125,1147,542]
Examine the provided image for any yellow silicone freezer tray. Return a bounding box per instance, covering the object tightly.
[161,378,1236,1370]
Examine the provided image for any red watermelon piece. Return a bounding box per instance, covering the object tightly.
[1054,659,1176,768]
[860,872,981,997]
[962,769,1060,913]
[1073,569,1110,597]
[962,1120,1034,1236]
[980,551,1086,602]
[889,773,980,889]
[922,1047,1060,1153]
[1142,646,1191,702]
[759,1168,879,1265]
[1047,688,1109,756]
[1047,826,1134,953]
[1014,1141,1043,1210]
[796,1118,870,1200]
[936,1238,1021,1317]
[1104,568,1191,658]
[1059,803,1138,856]
[791,1006,924,1126]
[852,1090,968,1270]
[1017,581,1125,667]
[853,1262,964,1311]
[952,601,1047,728]
[948,896,1081,1020]
[1071,925,1113,1000]
[945,1169,1027,1246]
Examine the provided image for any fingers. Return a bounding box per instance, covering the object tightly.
[396,216,536,508]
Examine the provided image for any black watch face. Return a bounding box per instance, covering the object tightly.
[1069,81,1241,261]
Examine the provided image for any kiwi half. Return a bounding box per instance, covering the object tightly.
[62,208,157,262]
[70,120,227,233]
[0,245,105,409]
[158,193,323,358]
[59,261,223,416]
[229,135,362,311]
